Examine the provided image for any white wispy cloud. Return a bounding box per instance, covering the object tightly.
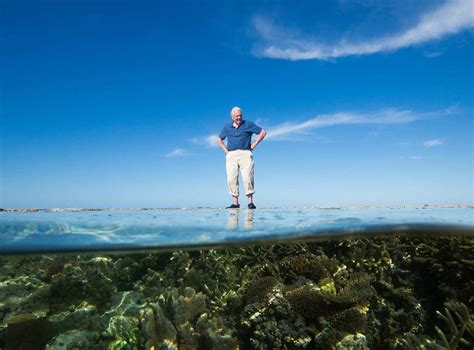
[253,0,474,60]
[192,107,454,148]
[165,148,187,158]
[265,107,454,140]
[424,138,445,147]
[191,134,220,148]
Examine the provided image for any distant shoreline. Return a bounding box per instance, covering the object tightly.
[1,205,473,212]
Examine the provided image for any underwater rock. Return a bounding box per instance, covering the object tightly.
[5,313,56,350]
[46,329,98,350]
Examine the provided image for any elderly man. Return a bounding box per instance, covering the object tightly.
[217,107,267,209]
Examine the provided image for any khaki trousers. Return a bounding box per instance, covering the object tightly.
[226,150,255,197]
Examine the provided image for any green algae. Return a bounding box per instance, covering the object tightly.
[0,234,472,349]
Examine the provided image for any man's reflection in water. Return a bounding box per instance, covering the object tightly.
[226,209,239,230]
[226,209,255,230]
[244,209,254,230]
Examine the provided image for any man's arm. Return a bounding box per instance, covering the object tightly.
[251,129,267,150]
[217,137,229,154]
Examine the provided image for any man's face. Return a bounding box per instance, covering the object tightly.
[232,110,243,125]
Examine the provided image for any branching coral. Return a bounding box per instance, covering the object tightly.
[433,301,473,349]
[403,301,473,350]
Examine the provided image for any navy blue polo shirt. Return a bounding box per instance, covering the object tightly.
[219,120,262,151]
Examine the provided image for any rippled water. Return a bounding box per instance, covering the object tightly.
[0,208,472,349]
[0,207,472,254]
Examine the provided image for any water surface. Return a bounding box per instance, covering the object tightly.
[1,207,472,254]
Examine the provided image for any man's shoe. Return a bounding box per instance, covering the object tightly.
[226,204,240,209]
[248,203,256,209]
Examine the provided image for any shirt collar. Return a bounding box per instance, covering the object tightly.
[232,120,245,129]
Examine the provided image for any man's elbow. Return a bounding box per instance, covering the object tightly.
[261,130,267,137]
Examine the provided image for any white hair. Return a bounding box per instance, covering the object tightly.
[230,106,242,116]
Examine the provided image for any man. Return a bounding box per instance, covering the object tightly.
[217,106,267,209]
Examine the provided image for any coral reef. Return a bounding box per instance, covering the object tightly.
[49,256,117,311]
[0,234,472,349]
[240,286,310,349]
[243,276,280,304]
[46,329,99,349]
[334,333,369,350]
[277,253,339,285]
[4,313,56,349]
[402,301,473,350]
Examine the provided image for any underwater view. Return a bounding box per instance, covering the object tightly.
[0,208,472,349]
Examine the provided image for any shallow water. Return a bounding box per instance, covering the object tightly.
[0,207,472,254]
[0,208,472,349]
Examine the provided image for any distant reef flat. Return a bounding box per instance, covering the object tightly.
[1,205,472,212]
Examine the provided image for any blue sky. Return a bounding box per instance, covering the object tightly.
[1,0,473,208]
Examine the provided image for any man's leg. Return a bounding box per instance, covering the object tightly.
[240,150,255,203]
[247,194,253,204]
[226,151,240,203]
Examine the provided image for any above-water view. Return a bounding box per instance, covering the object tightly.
[0,208,472,349]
